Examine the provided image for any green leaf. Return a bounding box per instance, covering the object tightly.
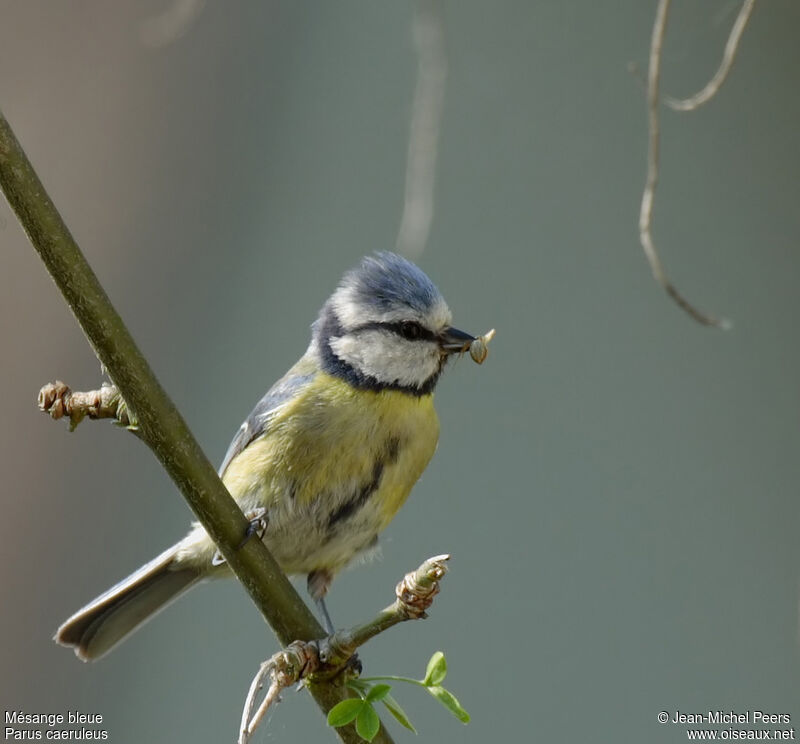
[355,703,381,742]
[382,693,417,734]
[327,699,364,727]
[365,684,392,703]
[347,679,371,696]
[423,651,447,686]
[427,685,470,724]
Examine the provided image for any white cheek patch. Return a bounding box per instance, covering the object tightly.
[330,330,441,389]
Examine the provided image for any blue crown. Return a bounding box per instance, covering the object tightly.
[345,252,442,314]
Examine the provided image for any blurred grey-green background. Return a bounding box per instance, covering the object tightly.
[2,1,800,741]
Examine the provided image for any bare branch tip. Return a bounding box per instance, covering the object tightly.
[239,641,321,744]
[38,381,70,419]
[663,282,731,329]
[640,0,734,332]
[395,554,451,619]
[664,0,755,112]
[37,380,136,429]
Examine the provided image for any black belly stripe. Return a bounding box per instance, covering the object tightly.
[327,458,386,529]
[385,436,400,464]
[325,437,403,530]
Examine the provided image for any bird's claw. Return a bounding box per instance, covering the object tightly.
[211,508,269,565]
[238,507,269,549]
[345,653,362,676]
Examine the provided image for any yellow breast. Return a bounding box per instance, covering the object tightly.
[221,372,440,573]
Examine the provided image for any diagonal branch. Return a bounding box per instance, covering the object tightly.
[639,0,730,329]
[0,109,392,744]
[665,0,756,112]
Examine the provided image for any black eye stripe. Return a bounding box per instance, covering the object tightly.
[352,321,437,343]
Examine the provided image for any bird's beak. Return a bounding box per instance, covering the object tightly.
[439,326,476,355]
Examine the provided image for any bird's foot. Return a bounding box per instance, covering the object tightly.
[345,652,362,676]
[211,508,269,566]
[238,507,269,549]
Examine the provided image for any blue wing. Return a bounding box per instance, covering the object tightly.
[218,369,315,477]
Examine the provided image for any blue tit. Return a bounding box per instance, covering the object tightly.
[56,252,479,661]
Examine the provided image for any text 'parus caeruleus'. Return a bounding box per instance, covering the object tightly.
[56,252,483,660]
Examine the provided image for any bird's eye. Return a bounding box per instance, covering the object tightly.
[399,321,423,340]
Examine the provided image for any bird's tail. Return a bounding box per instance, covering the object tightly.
[55,544,202,661]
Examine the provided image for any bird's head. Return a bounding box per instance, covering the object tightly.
[313,253,476,395]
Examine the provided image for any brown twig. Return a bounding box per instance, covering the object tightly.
[639,0,730,329]
[238,555,451,743]
[395,0,447,260]
[38,381,135,431]
[239,641,320,744]
[322,553,451,666]
[665,0,756,112]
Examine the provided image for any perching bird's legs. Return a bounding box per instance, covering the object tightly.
[316,599,336,636]
[307,569,335,634]
[307,569,362,672]
[215,522,336,639]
